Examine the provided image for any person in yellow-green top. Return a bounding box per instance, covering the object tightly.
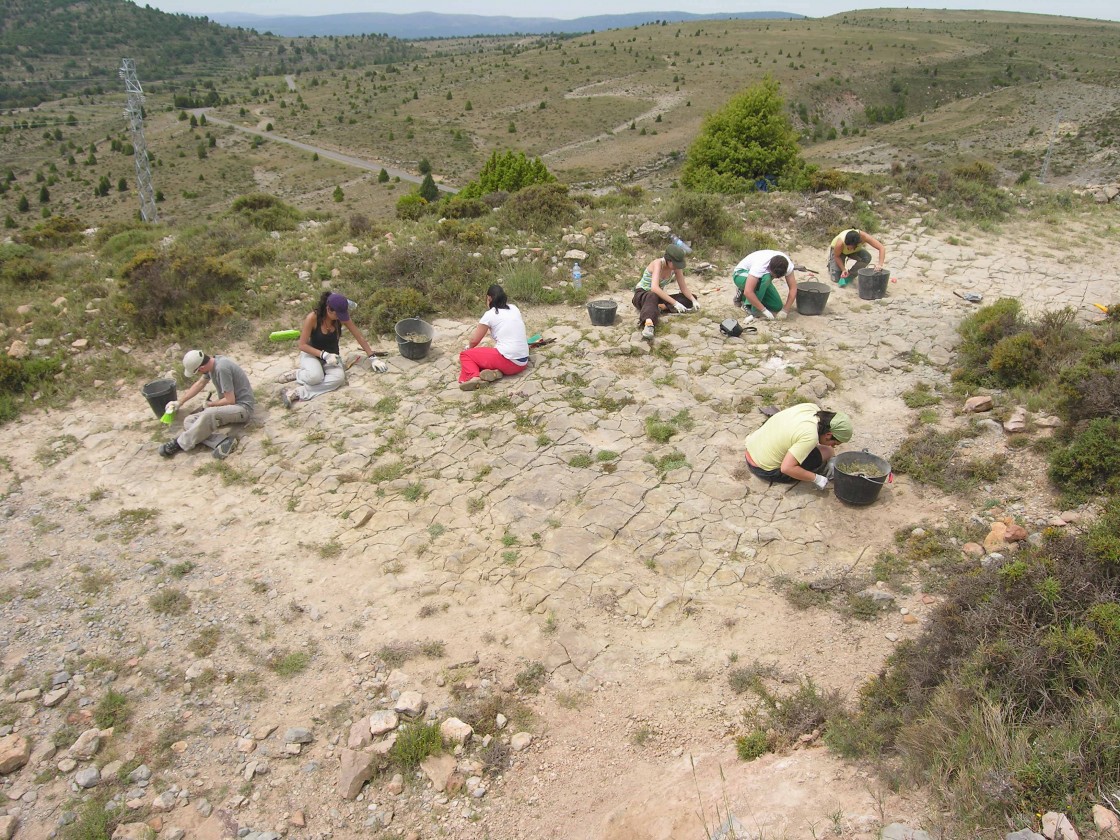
[632,243,698,340]
[828,229,886,286]
[744,403,853,489]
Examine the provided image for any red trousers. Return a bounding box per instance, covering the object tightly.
[458,347,527,382]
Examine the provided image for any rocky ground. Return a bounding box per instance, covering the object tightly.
[1,207,1119,840]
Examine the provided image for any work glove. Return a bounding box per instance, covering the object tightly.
[824,458,837,480]
[673,301,688,314]
[370,357,389,373]
[761,309,775,321]
[776,310,789,321]
[164,401,179,414]
[688,300,700,312]
[322,352,341,367]
[812,474,830,490]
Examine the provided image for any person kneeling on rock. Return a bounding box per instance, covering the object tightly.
[744,403,852,489]
[632,243,699,340]
[731,250,798,321]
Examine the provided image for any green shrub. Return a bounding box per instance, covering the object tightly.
[736,730,769,761]
[20,214,85,248]
[1085,499,1120,564]
[0,243,52,285]
[1048,418,1120,500]
[268,650,311,676]
[1057,340,1120,423]
[439,196,490,219]
[230,193,303,230]
[121,249,245,337]
[988,332,1042,388]
[500,262,562,306]
[892,428,1006,494]
[93,689,132,730]
[0,353,61,394]
[807,168,852,192]
[831,531,1120,829]
[99,226,162,266]
[499,183,578,233]
[458,150,556,200]
[953,298,1024,384]
[0,354,62,423]
[438,219,488,247]
[681,75,806,193]
[395,193,429,221]
[389,722,442,769]
[664,192,732,243]
[358,242,495,330]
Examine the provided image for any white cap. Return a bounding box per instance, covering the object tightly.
[183,349,205,376]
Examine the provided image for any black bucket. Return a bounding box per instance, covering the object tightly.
[832,451,892,506]
[395,318,434,361]
[795,282,831,316]
[857,268,890,301]
[587,299,617,326]
[141,379,177,419]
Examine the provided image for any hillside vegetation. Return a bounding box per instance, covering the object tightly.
[3,6,1120,837]
[1,3,1119,230]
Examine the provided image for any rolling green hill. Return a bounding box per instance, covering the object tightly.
[1,4,1118,231]
[0,0,421,109]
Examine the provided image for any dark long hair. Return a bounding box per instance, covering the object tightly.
[816,409,837,437]
[314,291,331,329]
[487,283,509,312]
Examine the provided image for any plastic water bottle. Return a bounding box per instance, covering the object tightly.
[572,262,582,289]
[670,235,693,254]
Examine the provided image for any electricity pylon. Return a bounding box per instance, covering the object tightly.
[119,58,158,222]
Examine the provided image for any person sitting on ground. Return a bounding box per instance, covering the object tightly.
[828,228,886,287]
[743,403,853,489]
[633,243,699,340]
[459,283,530,391]
[732,250,799,321]
[159,349,254,460]
[278,291,380,408]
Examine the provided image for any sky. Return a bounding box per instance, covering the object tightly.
[143,0,1120,23]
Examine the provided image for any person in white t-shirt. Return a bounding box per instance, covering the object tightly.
[459,284,530,391]
[731,250,799,320]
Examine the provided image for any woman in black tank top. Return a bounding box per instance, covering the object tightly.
[277,291,381,407]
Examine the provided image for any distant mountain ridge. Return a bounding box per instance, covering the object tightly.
[207,10,806,39]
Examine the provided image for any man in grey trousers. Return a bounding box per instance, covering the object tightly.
[159,349,254,460]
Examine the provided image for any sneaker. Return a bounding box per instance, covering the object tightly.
[276,370,297,384]
[479,369,504,383]
[159,439,182,458]
[280,388,299,409]
[641,324,655,340]
[213,437,237,460]
[732,289,744,307]
[459,378,481,391]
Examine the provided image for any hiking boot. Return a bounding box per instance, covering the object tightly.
[459,378,481,391]
[213,437,237,460]
[276,370,297,383]
[159,439,182,458]
[732,289,744,307]
[280,388,299,409]
[641,324,655,340]
[480,369,504,383]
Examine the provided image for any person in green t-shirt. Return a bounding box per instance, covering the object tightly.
[743,403,853,489]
